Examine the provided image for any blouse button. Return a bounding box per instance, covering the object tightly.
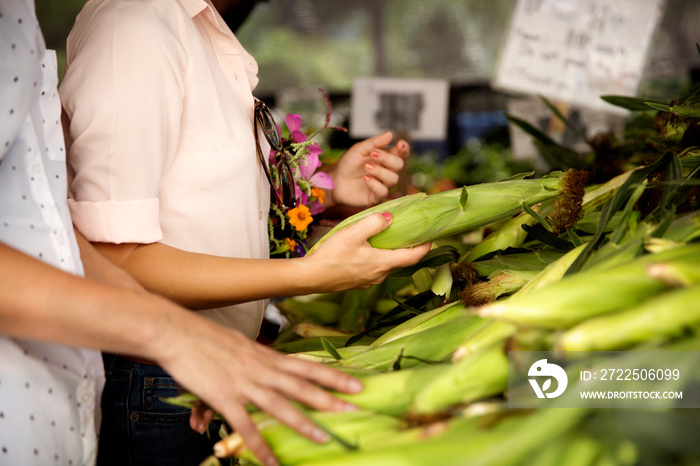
[129,413,139,422]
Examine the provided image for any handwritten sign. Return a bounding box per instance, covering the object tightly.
[493,0,665,113]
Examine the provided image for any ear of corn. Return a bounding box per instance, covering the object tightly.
[452,320,516,361]
[292,323,351,338]
[462,209,539,262]
[471,249,566,279]
[369,301,466,347]
[340,314,489,371]
[308,173,567,253]
[273,335,373,354]
[459,269,539,306]
[479,244,700,328]
[277,297,341,325]
[412,344,509,414]
[559,282,700,351]
[214,410,404,464]
[430,263,453,297]
[333,364,451,416]
[510,244,586,296]
[297,405,587,466]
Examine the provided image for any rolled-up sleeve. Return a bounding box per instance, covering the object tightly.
[60,2,186,244]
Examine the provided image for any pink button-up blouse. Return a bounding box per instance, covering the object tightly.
[60,0,270,338]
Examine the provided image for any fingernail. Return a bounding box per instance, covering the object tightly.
[363,175,371,182]
[266,457,279,466]
[365,163,374,171]
[372,150,380,158]
[381,212,392,223]
[345,402,359,412]
[313,428,330,443]
[400,141,407,149]
[348,378,364,392]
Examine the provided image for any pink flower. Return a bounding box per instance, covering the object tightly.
[286,114,307,143]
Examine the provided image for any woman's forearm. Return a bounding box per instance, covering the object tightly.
[89,213,430,310]
[90,241,321,309]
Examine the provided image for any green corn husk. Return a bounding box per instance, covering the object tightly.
[470,248,565,278]
[273,336,374,354]
[452,320,516,361]
[292,323,351,338]
[369,301,467,347]
[430,263,453,296]
[333,364,451,416]
[559,282,700,351]
[479,244,700,329]
[508,243,586,296]
[215,410,404,464]
[308,173,566,253]
[340,314,489,371]
[276,297,340,325]
[452,244,588,359]
[462,209,539,262]
[412,344,509,414]
[289,345,371,364]
[298,406,587,466]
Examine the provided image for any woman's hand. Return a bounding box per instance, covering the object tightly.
[302,212,431,292]
[323,131,410,208]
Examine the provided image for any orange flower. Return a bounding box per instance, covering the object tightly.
[311,187,325,204]
[285,238,296,250]
[288,204,313,231]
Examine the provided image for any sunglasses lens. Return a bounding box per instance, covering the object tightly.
[277,161,296,209]
[258,108,281,149]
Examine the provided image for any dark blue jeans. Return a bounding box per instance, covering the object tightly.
[97,354,222,466]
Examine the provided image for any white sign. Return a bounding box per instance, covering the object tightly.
[350,77,449,140]
[493,0,665,114]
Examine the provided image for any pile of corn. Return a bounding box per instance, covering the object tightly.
[170,86,700,465]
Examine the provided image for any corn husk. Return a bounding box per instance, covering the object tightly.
[412,344,509,414]
[340,314,489,371]
[308,173,566,253]
[559,282,700,351]
[479,244,700,328]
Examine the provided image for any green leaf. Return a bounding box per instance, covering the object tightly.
[600,95,666,111]
[566,228,584,247]
[459,186,468,210]
[539,95,587,142]
[522,201,552,232]
[503,171,536,181]
[645,102,672,113]
[677,81,700,105]
[321,337,343,361]
[506,114,558,146]
[522,224,575,251]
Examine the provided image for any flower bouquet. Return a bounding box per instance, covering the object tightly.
[267,94,346,258]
